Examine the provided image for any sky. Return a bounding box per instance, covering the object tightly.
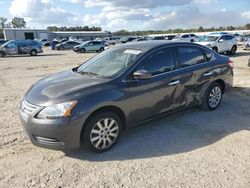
[0,0,250,31]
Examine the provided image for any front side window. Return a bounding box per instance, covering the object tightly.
[77,48,144,78]
[136,48,175,76]
[177,47,205,68]
[5,42,17,48]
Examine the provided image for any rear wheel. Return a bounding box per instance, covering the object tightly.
[30,49,37,56]
[83,111,122,152]
[202,82,222,111]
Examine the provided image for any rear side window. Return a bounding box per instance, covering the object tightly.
[137,48,175,76]
[177,47,206,68]
[204,49,213,61]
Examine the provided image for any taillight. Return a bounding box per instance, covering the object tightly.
[228,59,234,68]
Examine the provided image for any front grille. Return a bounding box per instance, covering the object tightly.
[20,100,38,115]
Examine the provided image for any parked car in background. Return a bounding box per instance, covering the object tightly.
[196,34,237,55]
[120,37,137,43]
[152,36,166,40]
[103,37,118,45]
[172,34,197,42]
[0,39,8,46]
[131,37,149,42]
[73,41,105,53]
[19,41,233,152]
[0,40,43,57]
[243,36,250,50]
[56,41,81,50]
[38,39,49,45]
[165,35,176,40]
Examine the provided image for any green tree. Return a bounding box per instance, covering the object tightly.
[198,26,204,32]
[11,17,26,28]
[0,17,8,38]
[0,17,7,29]
[244,23,250,30]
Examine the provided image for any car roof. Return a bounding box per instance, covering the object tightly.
[114,40,206,51]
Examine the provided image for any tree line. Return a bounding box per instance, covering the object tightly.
[47,26,102,32]
[113,24,250,36]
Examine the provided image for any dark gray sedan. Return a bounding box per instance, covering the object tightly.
[19,41,233,152]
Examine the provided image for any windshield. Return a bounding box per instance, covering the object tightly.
[198,35,218,42]
[77,48,144,78]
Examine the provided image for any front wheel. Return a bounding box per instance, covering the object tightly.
[0,51,6,57]
[83,111,122,152]
[99,47,104,52]
[202,82,222,111]
[80,48,86,53]
[212,47,218,53]
[230,45,237,55]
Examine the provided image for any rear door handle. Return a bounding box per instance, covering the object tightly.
[203,72,213,76]
[168,80,180,86]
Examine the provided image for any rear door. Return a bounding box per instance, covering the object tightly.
[176,46,214,107]
[17,41,29,54]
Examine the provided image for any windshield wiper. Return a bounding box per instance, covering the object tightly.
[77,71,98,78]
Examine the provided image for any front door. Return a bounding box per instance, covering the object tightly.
[5,42,18,55]
[126,47,183,125]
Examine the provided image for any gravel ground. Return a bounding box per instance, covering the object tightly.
[0,47,249,188]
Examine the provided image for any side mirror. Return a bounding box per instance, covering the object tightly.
[133,70,152,80]
[218,39,224,42]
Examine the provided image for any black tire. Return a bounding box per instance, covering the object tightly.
[82,111,122,153]
[201,82,222,111]
[212,47,218,53]
[230,45,237,55]
[0,51,5,57]
[80,48,86,53]
[30,49,37,56]
[99,47,104,52]
[190,39,194,42]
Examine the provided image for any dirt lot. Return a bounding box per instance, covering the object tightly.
[0,47,249,188]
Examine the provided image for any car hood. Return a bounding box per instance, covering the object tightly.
[25,70,108,106]
[196,41,212,46]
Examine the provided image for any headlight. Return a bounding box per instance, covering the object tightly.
[36,101,78,119]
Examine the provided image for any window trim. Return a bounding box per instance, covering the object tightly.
[124,46,178,81]
[123,44,215,82]
[175,46,207,69]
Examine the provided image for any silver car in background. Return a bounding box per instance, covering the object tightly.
[0,40,43,57]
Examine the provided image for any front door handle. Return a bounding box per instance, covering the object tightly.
[168,80,180,86]
[203,72,213,76]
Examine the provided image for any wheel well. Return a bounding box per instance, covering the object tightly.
[80,105,126,140]
[30,49,37,52]
[214,79,225,94]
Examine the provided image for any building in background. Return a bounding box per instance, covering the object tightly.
[3,28,112,41]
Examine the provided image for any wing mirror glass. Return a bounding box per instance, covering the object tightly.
[218,39,224,42]
[133,70,152,80]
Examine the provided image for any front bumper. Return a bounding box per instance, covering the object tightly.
[19,100,85,151]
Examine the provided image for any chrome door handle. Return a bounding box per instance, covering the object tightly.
[168,80,180,86]
[203,72,213,76]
